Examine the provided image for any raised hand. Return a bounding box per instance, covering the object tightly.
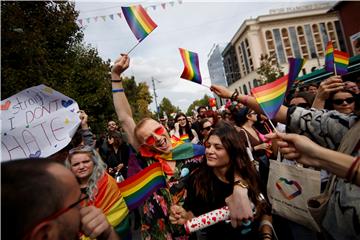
[210,85,233,99]
[111,54,130,78]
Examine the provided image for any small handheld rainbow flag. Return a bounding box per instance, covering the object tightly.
[287,58,306,96]
[117,162,166,210]
[122,5,157,42]
[179,48,202,84]
[251,74,288,119]
[324,41,350,75]
[180,134,190,142]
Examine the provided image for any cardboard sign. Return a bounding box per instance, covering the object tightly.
[1,85,80,161]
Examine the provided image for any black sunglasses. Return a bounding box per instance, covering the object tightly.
[202,126,212,131]
[332,97,355,105]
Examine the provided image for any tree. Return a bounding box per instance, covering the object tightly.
[122,77,153,123]
[256,53,284,84]
[159,97,179,120]
[1,1,154,133]
[186,94,212,116]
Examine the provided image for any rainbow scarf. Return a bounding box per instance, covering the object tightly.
[139,137,205,175]
[251,74,288,119]
[121,5,157,42]
[179,48,202,84]
[82,173,129,238]
[118,163,166,210]
[287,57,306,96]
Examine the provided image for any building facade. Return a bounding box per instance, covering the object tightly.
[223,2,346,94]
[207,44,228,106]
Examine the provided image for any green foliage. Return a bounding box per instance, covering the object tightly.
[158,97,179,120]
[1,1,154,133]
[256,54,284,84]
[186,94,211,116]
[122,77,153,123]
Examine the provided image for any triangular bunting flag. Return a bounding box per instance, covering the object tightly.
[117,12,122,18]
[161,3,166,9]
[109,14,114,20]
[101,16,106,21]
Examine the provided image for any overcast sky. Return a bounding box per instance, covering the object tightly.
[74,0,320,112]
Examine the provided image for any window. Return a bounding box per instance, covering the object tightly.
[243,85,248,95]
[334,20,346,51]
[273,29,286,64]
[241,41,250,74]
[319,23,329,50]
[304,24,317,59]
[289,27,301,58]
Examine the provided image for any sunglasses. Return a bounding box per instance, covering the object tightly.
[202,126,212,131]
[23,194,88,240]
[144,126,166,145]
[332,97,355,105]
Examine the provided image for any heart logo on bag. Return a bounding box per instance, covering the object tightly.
[276,177,302,200]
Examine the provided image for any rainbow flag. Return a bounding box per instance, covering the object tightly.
[325,41,334,73]
[82,173,129,239]
[287,58,306,96]
[179,48,202,84]
[251,74,288,119]
[121,5,157,42]
[117,163,166,210]
[333,49,349,75]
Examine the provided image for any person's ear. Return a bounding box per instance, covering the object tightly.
[30,221,57,240]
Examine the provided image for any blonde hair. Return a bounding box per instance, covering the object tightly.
[66,145,107,201]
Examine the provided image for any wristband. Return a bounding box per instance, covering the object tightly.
[233,179,249,189]
[111,79,122,82]
[230,89,239,102]
[112,88,124,93]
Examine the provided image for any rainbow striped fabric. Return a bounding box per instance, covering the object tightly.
[82,173,129,239]
[325,41,334,70]
[179,48,202,84]
[251,74,288,119]
[333,50,349,75]
[325,41,349,75]
[117,163,166,210]
[180,134,190,142]
[287,58,306,96]
[121,5,157,42]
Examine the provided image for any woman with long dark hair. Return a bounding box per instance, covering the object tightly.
[170,121,272,240]
[171,112,199,144]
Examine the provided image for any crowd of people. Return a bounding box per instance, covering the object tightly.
[2,54,359,240]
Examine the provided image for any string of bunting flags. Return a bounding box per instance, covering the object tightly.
[77,0,183,26]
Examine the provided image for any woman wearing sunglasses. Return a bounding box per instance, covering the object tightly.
[109,54,255,239]
[312,76,358,115]
[169,121,273,240]
[171,112,199,144]
[198,118,213,144]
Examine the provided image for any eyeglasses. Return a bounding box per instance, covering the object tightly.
[23,194,88,240]
[248,112,257,115]
[144,126,166,145]
[202,126,212,131]
[332,97,355,105]
[177,118,186,122]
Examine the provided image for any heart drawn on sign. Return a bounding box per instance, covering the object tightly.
[1,100,11,110]
[29,150,41,158]
[275,177,302,200]
[61,99,74,108]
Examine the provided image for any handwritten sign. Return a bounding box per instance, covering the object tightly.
[1,85,80,161]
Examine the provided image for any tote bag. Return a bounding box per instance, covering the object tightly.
[267,154,321,232]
